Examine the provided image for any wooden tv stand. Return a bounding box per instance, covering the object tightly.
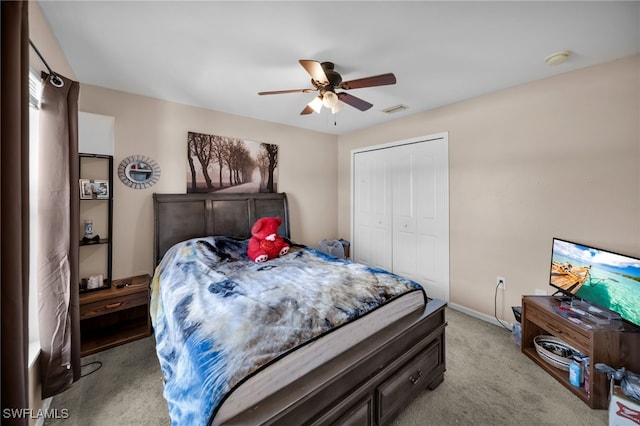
[521,296,640,409]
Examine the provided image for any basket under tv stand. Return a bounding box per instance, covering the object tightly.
[521,295,640,409]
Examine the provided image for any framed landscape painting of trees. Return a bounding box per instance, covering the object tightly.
[187,132,279,193]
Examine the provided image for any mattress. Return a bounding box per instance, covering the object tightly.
[214,289,425,424]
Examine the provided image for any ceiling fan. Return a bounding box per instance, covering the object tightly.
[258,60,396,115]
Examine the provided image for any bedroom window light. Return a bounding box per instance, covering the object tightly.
[28,68,42,366]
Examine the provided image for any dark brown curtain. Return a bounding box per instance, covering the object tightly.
[1,1,30,424]
[37,72,81,397]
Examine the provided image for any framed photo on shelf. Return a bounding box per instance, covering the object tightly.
[79,179,93,199]
[92,180,110,199]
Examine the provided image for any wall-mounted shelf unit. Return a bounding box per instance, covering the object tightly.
[79,153,113,293]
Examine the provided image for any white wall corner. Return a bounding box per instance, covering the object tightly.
[79,112,115,155]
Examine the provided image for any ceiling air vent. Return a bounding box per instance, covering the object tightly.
[381,104,408,114]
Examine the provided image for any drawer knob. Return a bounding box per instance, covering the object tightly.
[105,302,123,309]
[409,369,423,385]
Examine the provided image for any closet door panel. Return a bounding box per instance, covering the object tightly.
[413,140,449,301]
[414,147,439,292]
[392,146,418,281]
[391,141,448,300]
[417,234,437,292]
[353,152,372,264]
[353,150,392,270]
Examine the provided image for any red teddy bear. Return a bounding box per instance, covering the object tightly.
[247,217,290,263]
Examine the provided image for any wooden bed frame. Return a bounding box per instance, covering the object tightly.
[153,192,447,426]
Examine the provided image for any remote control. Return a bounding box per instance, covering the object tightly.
[570,307,586,315]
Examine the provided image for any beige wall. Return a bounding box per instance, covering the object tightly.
[78,85,339,279]
[28,0,640,329]
[338,55,640,321]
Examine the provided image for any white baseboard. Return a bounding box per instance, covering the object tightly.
[448,302,513,330]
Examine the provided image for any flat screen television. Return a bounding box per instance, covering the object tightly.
[549,237,640,328]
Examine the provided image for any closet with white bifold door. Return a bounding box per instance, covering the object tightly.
[352,132,449,301]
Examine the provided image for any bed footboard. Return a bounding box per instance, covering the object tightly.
[222,299,447,426]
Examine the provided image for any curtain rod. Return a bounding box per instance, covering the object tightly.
[29,39,64,88]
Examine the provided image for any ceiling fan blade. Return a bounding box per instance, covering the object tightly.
[299,60,329,85]
[340,73,396,90]
[337,92,373,111]
[300,105,315,115]
[258,88,313,95]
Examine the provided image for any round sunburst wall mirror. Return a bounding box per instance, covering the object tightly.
[118,155,161,189]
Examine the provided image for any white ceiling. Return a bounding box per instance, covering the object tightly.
[38,1,640,136]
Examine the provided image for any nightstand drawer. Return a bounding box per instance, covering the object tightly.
[80,289,148,319]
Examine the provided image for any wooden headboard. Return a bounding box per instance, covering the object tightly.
[153,192,290,266]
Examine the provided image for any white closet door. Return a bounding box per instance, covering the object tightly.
[352,134,449,302]
[391,144,419,282]
[352,148,392,270]
[391,140,449,301]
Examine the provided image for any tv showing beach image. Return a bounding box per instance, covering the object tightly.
[550,238,640,328]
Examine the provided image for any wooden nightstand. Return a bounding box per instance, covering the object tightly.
[79,273,152,356]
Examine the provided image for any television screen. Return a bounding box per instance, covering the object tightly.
[549,238,640,328]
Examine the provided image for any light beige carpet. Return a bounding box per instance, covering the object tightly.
[44,307,608,425]
[391,308,607,426]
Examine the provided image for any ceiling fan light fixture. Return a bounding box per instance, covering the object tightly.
[322,90,339,109]
[308,96,323,114]
[261,59,397,116]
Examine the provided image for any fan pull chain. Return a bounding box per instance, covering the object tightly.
[326,111,337,127]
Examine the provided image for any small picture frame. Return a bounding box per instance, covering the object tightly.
[92,180,110,199]
[79,179,93,199]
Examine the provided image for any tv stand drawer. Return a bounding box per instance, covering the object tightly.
[524,300,590,352]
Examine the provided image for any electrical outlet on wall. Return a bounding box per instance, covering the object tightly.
[497,276,506,290]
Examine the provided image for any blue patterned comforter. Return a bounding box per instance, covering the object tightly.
[150,236,425,426]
